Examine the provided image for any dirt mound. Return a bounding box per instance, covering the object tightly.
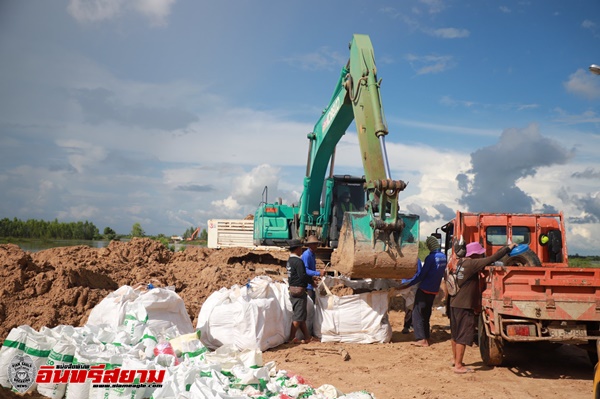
[0,239,289,343]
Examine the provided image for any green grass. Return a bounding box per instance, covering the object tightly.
[569,258,600,268]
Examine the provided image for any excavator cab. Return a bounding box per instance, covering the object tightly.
[329,177,365,248]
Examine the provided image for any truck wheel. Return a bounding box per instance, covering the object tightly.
[478,314,504,366]
[502,249,542,267]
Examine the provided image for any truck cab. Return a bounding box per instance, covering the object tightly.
[441,212,567,268]
[438,211,600,367]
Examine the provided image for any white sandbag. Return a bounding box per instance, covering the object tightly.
[92,355,149,399]
[40,325,76,341]
[126,288,194,335]
[87,285,193,336]
[339,392,376,399]
[18,330,57,393]
[229,363,270,387]
[189,377,246,399]
[87,285,140,328]
[36,337,76,399]
[140,326,159,359]
[315,276,392,343]
[197,277,288,352]
[168,332,207,362]
[71,324,104,346]
[315,383,343,398]
[203,344,259,372]
[65,344,122,399]
[123,302,150,341]
[252,277,293,340]
[149,361,203,399]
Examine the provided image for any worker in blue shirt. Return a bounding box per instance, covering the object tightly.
[401,236,447,347]
[301,235,323,303]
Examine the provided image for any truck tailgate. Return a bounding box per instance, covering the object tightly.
[482,266,600,321]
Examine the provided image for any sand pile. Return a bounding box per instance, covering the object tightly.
[0,238,292,343]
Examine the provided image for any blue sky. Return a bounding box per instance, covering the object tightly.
[1,0,599,255]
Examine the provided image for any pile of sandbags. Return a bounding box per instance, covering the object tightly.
[0,281,382,398]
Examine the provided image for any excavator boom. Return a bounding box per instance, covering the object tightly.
[254,34,420,279]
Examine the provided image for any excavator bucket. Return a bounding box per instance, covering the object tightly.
[331,211,420,279]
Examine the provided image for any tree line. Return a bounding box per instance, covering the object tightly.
[0,218,208,243]
[0,217,101,240]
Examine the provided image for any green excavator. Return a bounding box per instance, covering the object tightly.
[253,34,419,279]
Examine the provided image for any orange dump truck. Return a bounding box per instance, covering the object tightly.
[437,211,600,366]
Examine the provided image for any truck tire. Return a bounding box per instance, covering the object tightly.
[503,249,542,267]
[478,314,504,366]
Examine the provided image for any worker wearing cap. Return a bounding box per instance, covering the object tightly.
[301,235,324,303]
[286,239,313,344]
[449,241,516,374]
[400,236,447,347]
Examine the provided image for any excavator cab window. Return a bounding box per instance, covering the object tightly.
[329,179,365,248]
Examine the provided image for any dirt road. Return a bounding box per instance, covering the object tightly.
[0,240,594,398]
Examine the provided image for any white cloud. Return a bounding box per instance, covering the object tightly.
[405,54,455,75]
[132,0,175,26]
[211,196,240,213]
[57,204,100,220]
[392,117,501,138]
[67,0,121,23]
[582,20,596,30]
[553,108,600,125]
[517,104,539,111]
[208,164,294,219]
[281,47,347,71]
[56,139,108,174]
[67,0,175,26]
[429,28,470,39]
[419,0,445,14]
[564,69,600,100]
[440,95,477,109]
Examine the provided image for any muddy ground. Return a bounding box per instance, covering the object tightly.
[0,239,594,398]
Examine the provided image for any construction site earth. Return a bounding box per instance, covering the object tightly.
[0,239,593,399]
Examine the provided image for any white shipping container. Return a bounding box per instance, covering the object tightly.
[207,219,254,248]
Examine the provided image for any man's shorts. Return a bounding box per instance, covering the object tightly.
[290,294,308,322]
[450,306,476,346]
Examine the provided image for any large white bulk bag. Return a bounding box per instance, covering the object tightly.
[197,277,288,352]
[314,276,392,343]
[87,286,194,336]
[87,285,140,328]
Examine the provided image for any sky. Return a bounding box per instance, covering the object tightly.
[0,0,599,256]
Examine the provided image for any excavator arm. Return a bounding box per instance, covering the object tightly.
[299,34,420,279]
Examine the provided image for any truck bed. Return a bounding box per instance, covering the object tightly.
[483,266,600,321]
